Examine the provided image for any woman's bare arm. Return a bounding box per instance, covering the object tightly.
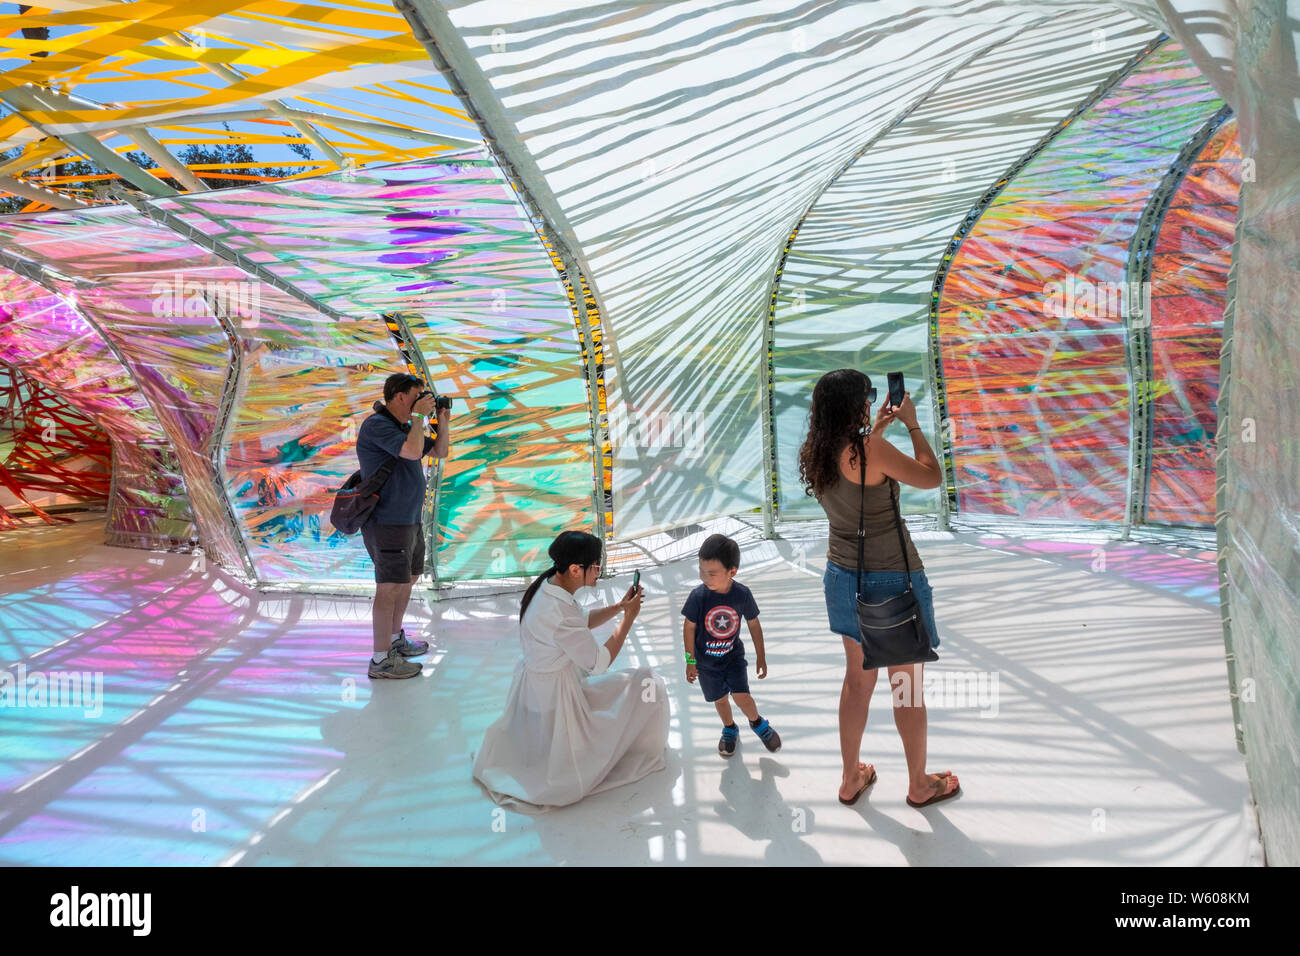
[839,429,941,489]
[601,587,642,663]
[879,435,941,489]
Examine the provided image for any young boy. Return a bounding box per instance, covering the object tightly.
[682,533,781,757]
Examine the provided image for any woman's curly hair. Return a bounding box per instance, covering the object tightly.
[798,369,873,498]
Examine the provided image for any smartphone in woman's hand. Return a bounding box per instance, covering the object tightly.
[887,372,905,409]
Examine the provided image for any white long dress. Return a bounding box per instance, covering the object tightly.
[471,578,669,812]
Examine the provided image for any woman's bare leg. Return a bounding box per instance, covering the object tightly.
[839,636,878,800]
[889,661,958,802]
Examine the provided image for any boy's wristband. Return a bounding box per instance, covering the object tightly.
[685,653,696,665]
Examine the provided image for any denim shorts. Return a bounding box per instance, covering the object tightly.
[823,559,939,649]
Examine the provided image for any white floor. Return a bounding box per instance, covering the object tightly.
[0,512,1261,865]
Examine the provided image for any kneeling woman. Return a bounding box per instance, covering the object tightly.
[472,530,669,811]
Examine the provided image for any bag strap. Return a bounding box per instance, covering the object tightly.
[363,452,400,492]
[856,437,866,598]
[856,433,914,596]
[889,476,914,588]
[360,404,409,491]
[366,401,418,492]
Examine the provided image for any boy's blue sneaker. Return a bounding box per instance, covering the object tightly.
[751,717,781,752]
[718,724,739,757]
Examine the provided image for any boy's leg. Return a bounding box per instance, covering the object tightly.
[714,696,734,726]
[730,692,760,722]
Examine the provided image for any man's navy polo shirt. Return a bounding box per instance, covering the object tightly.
[355,404,435,526]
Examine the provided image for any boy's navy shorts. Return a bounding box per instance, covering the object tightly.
[696,651,749,703]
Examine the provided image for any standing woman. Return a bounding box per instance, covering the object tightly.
[798,369,960,809]
[472,530,669,811]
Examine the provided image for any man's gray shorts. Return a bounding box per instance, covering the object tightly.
[361,522,425,584]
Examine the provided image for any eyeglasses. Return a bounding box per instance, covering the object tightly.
[866,387,877,404]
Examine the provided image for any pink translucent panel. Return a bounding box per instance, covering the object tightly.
[939,42,1226,522]
[0,270,197,546]
[0,208,245,569]
[1146,119,1241,526]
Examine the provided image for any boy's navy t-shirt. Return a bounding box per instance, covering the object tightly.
[355,405,435,526]
[681,582,759,665]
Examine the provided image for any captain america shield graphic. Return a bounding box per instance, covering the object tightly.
[704,605,740,641]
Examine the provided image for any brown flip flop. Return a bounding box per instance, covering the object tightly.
[838,763,877,806]
[907,772,959,808]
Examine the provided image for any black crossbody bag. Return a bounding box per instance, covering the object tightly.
[330,402,425,535]
[330,454,398,535]
[855,443,939,670]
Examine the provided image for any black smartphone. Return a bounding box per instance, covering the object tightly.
[632,569,640,590]
[887,372,905,409]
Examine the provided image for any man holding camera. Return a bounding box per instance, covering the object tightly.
[356,372,451,678]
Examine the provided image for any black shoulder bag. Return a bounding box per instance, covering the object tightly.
[855,439,938,670]
[330,454,399,535]
[331,401,434,535]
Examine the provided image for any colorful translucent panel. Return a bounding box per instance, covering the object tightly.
[773,11,1156,519]
[0,362,111,526]
[938,41,1225,521]
[17,205,406,583]
[0,152,594,583]
[0,271,197,546]
[0,207,247,570]
[0,207,409,582]
[156,152,594,580]
[216,301,398,584]
[1145,119,1240,525]
[429,0,1131,536]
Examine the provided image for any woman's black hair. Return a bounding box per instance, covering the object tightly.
[519,530,605,622]
[798,369,873,498]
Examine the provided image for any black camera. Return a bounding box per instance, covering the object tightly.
[413,389,451,411]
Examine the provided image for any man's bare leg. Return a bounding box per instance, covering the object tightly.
[373,582,403,655]
[388,574,416,639]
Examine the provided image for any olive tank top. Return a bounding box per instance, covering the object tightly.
[816,463,924,573]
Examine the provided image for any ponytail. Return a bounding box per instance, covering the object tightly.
[519,568,556,622]
[519,529,605,622]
